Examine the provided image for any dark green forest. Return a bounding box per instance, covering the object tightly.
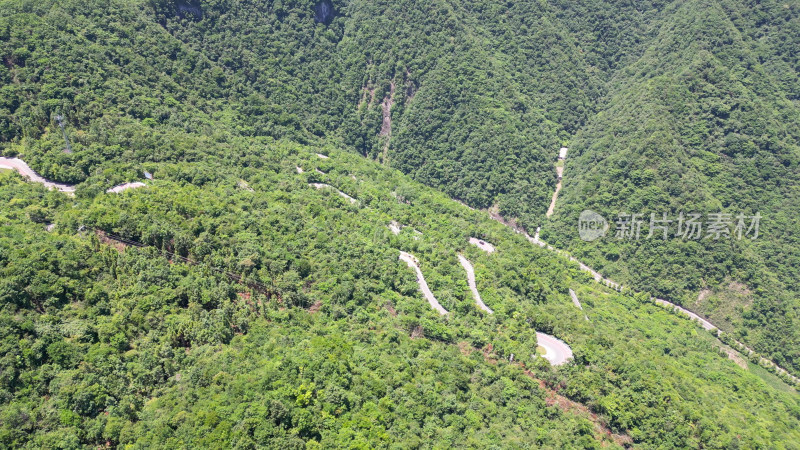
[2,0,800,447]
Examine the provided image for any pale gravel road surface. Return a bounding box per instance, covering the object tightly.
[547,147,567,217]
[654,298,798,383]
[469,237,495,253]
[569,289,583,310]
[388,221,422,240]
[399,251,448,315]
[536,332,573,366]
[654,299,716,331]
[570,289,590,321]
[546,166,564,217]
[1,157,149,195]
[546,179,562,217]
[457,254,493,314]
[107,182,146,194]
[458,252,571,365]
[0,157,76,194]
[388,221,402,235]
[309,183,357,204]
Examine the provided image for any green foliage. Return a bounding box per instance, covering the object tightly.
[2,0,800,447]
[545,0,800,374]
[2,144,800,447]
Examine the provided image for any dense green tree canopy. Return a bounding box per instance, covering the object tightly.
[2,0,800,447]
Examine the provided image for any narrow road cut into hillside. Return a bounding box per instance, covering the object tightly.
[388,221,422,239]
[457,250,571,365]
[106,182,147,194]
[536,332,573,366]
[654,299,716,331]
[492,213,620,288]
[653,298,798,383]
[388,221,402,235]
[457,254,494,314]
[309,183,357,204]
[0,157,76,194]
[399,251,448,315]
[1,157,148,195]
[546,147,568,217]
[469,237,495,253]
[489,204,799,383]
[546,165,564,217]
[569,289,583,310]
[570,289,589,321]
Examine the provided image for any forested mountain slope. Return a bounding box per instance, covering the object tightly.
[152,0,592,221]
[3,143,800,447]
[0,0,607,227]
[2,0,800,447]
[546,0,800,374]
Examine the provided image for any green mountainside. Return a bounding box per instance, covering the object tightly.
[546,0,800,373]
[3,144,800,447]
[2,0,800,447]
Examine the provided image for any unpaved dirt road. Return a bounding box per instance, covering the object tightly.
[388,221,402,235]
[309,183,357,204]
[570,288,589,321]
[546,166,563,217]
[546,147,567,217]
[1,157,148,195]
[536,332,573,366]
[469,237,495,253]
[457,254,493,314]
[399,251,448,315]
[654,299,716,331]
[0,157,76,194]
[569,289,583,310]
[107,182,146,194]
[488,206,799,382]
[457,251,570,365]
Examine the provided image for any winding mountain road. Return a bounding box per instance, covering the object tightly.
[399,251,448,315]
[290,150,789,377]
[546,166,563,217]
[570,289,589,321]
[107,182,146,194]
[457,252,571,365]
[469,237,495,253]
[1,157,148,195]
[457,254,494,314]
[0,157,76,194]
[654,299,715,331]
[518,218,796,380]
[536,332,573,366]
[309,183,357,204]
[546,148,567,217]
[569,289,583,310]
[388,221,402,235]
[485,153,798,383]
